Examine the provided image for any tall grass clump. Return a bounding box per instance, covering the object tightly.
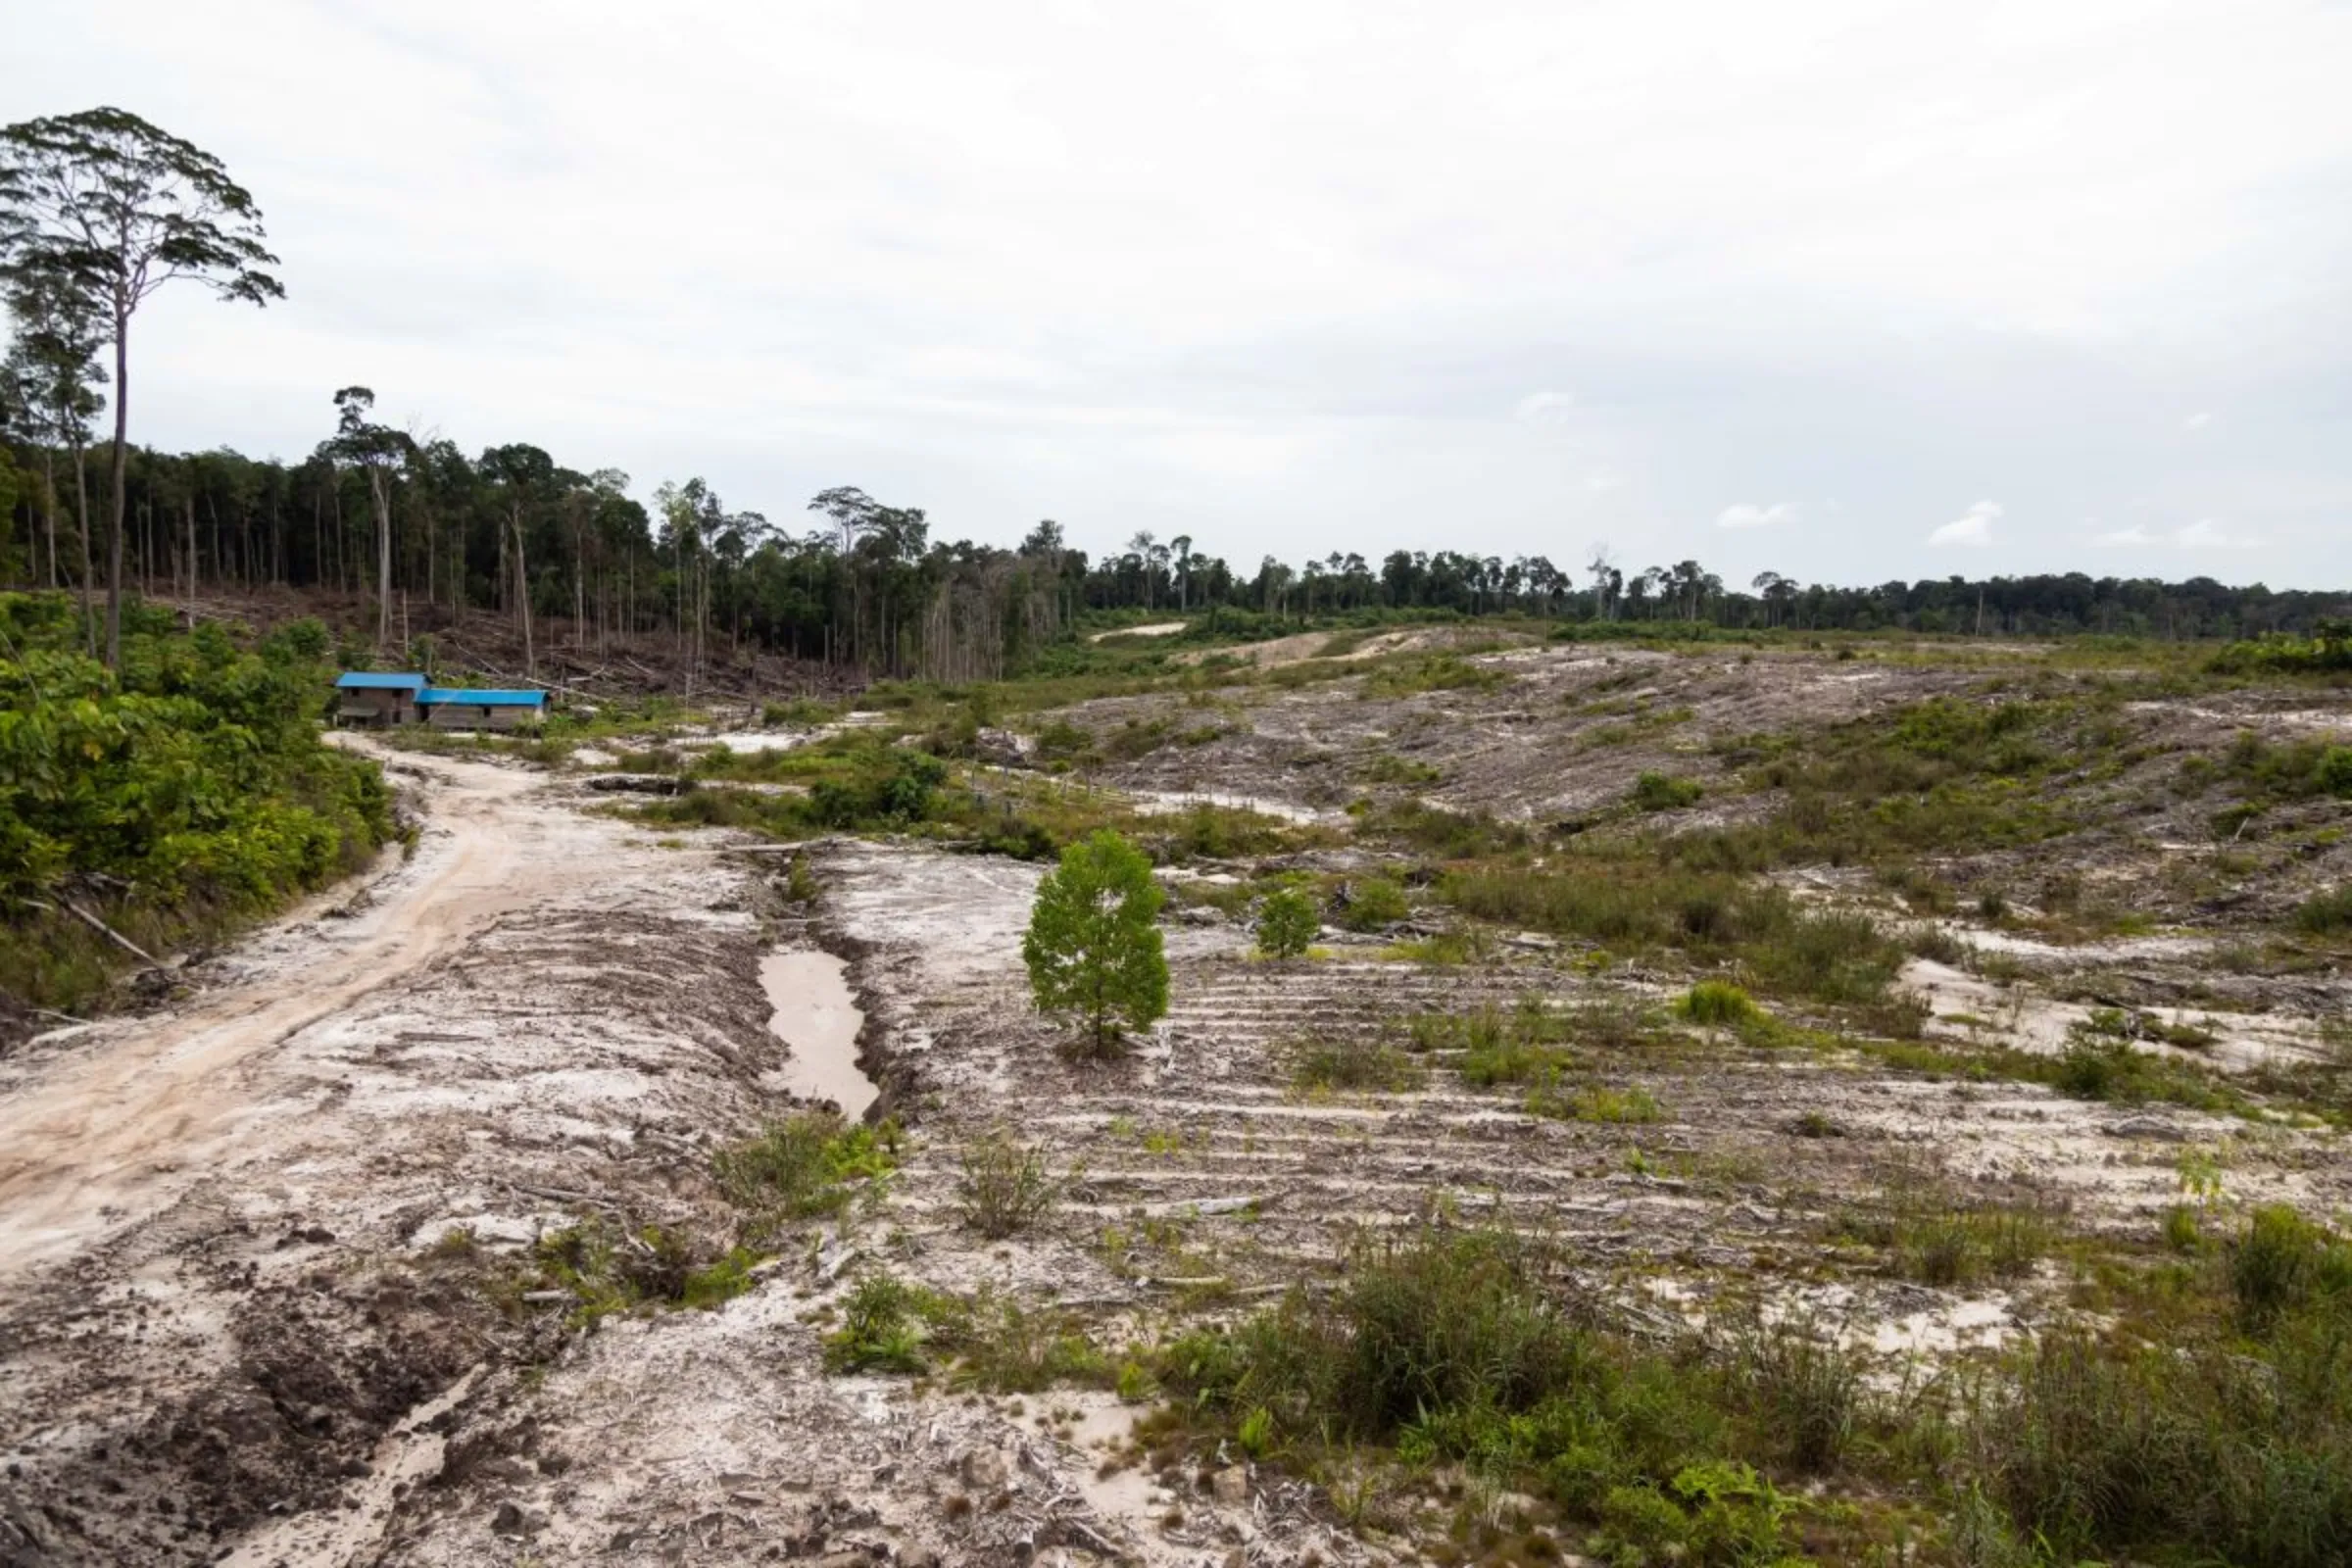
[956,1131,1059,1240]
[1677,980,1759,1028]
[2295,885,2352,936]
[711,1112,899,1236]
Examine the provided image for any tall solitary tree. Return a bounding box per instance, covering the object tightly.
[1022,830,1169,1057]
[0,108,283,664]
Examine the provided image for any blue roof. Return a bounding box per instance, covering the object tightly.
[417,688,548,707]
[335,671,427,690]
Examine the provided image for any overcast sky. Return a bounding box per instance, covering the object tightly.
[16,0,2352,587]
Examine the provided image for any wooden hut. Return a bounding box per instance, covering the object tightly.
[417,687,550,731]
[333,671,426,727]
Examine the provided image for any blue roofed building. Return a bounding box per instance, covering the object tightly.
[333,670,428,727]
[416,687,551,732]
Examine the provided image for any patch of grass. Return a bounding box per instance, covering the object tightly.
[2230,1203,2352,1335]
[956,1132,1060,1240]
[1894,1205,2049,1287]
[1526,1082,1662,1124]
[824,1272,931,1373]
[1676,980,1758,1028]
[925,1291,1114,1392]
[1629,771,1704,811]
[1336,874,1410,931]
[1982,1318,2352,1568]
[1362,654,1510,698]
[1355,797,1529,858]
[513,1218,751,1327]
[1358,753,1445,787]
[711,1113,900,1238]
[1416,1000,1577,1085]
[1152,1227,1826,1565]
[2294,884,2352,936]
[1289,1034,1426,1094]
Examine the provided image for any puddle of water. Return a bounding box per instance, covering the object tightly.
[760,950,879,1121]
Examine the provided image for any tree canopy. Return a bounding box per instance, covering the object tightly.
[0,106,281,665]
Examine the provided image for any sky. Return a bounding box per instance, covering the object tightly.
[13,0,2352,588]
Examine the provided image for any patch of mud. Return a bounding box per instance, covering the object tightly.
[761,948,879,1120]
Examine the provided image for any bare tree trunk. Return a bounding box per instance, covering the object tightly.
[104,304,130,667]
[512,507,534,680]
[371,466,392,650]
[38,447,57,589]
[184,492,197,618]
[71,440,93,654]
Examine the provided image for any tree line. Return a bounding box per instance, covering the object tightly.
[3,107,2343,692]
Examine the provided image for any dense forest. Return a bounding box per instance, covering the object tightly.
[1,433,2347,688]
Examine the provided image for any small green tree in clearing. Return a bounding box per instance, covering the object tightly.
[1254,887,1320,958]
[1022,829,1169,1056]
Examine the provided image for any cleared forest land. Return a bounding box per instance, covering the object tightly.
[3,623,2349,1567]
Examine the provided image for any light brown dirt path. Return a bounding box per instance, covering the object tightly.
[0,745,548,1290]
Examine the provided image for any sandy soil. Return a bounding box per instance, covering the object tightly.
[0,749,1346,1568]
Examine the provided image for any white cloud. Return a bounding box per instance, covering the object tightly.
[1513,390,1577,427]
[2181,411,2214,431]
[2177,518,2252,549]
[1717,501,1798,529]
[1929,500,2003,548]
[2095,522,2154,546]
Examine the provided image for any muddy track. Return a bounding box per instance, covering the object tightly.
[0,745,795,1566]
[0,750,544,1290]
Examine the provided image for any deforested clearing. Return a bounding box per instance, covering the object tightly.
[5,613,2349,1568]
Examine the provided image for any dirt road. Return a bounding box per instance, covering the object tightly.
[0,742,800,1566]
[0,747,544,1290]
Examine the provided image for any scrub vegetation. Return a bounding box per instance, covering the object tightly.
[0,593,392,1016]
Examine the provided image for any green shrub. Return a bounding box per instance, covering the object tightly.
[1253,886,1321,957]
[825,1273,929,1373]
[956,1132,1058,1240]
[711,1112,899,1236]
[1289,1035,1424,1093]
[0,595,396,1009]
[2296,885,2352,935]
[1338,874,1409,931]
[1527,1082,1662,1124]
[810,749,946,827]
[2230,1204,2352,1335]
[1630,771,1704,811]
[1676,980,1758,1027]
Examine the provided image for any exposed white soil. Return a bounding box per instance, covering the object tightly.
[1090,621,1188,641]
[1,750,1314,1568]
